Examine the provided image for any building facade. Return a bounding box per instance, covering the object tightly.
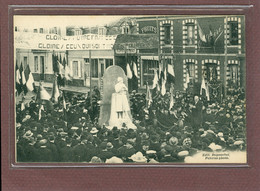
[130,15,245,99]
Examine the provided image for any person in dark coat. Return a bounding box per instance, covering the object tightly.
[46,135,58,162]
[35,139,53,162]
[191,96,203,131]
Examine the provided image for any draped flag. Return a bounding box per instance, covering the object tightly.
[198,23,207,42]
[58,60,65,75]
[184,70,190,90]
[152,69,159,89]
[132,62,139,78]
[145,82,152,108]
[167,63,175,84]
[200,76,210,101]
[21,102,25,111]
[65,64,72,80]
[52,53,59,73]
[161,66,167,96]
[169,84,174,110]
[20,63,28,94]
[52,75,60,103]
[62,92,67,121]
[62,56,67,66]
[161,79,166,96]
[24,65,35,92]
[16,61,22,95]
[36,82,53,111]
[126,63,133,79]
[158,62,163,79]
[169,92,174,110]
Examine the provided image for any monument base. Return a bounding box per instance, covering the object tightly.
[106,122,137,130]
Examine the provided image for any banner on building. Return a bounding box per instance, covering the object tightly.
[14,32,117,50]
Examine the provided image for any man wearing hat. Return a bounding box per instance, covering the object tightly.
[34,139,53,162]
[97,142,114,162]
[117,137,136,162]
[191,95,203,131]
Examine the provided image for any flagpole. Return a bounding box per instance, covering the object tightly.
[223,16,228,100]
[156,16,161,71]
[89,50,93,110]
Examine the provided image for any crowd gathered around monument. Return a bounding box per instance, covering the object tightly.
[16,80,246,163]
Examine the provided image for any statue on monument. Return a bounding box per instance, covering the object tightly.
[99,65,136,129]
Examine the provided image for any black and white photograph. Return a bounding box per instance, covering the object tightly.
[14,15,246,164]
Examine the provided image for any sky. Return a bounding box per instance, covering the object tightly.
[14,15,130,29]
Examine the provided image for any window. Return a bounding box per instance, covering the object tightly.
[15,27,18,32]
[39,28,43,33]
[228,64,239,86]
[23,57,28,68]
[34,56,38,72]
[164,24,171,45]
[105,59,113,68]
[33,29,38,33]
[142,59,159,86]
[205,63,218,82]
[229,21,238,45]
[72,61,79,77]
[186,23,195,45]
[186,62,195,81]
[91,59,98,78]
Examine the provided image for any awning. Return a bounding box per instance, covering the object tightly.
[113,34,159,54]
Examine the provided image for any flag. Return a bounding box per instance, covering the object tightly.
[52,75,60,103]
[158,62,163,79]
[132,62,139,78]
[15,61,22,95]
[126,63,133,79]
[198,23,207,42]
[36,83,51,101]
[184,70,190,90]
[38,104,44,120]
[21,102,25,111]
[169,92,174,110]
[152,69,159,89]
[62,56,67,66]
[161,79,166,96]
[167,63,175,83]
[20,63,26,85]
[62,93,68,121]
[145,82,152,108]
[36,83,53,111]
[59,54,62,64]
[164,66,167,82]
[52,53,59,73]
[20,63,28,94]
[65,64,72,80]
[200,76,210,101]
[58,60,65,75]
[24,65,35,92]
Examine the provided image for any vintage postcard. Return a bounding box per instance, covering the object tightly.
[14,15,246,164]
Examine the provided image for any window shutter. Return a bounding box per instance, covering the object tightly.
[78,61,81,78]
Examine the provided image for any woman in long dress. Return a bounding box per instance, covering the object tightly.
[109,77,136,129]
[114,77,130,119]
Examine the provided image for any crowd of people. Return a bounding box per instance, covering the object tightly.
[16,86,246,163]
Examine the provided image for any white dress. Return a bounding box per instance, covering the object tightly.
[109,81,136,129]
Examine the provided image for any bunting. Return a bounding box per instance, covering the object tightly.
[126,63,133,79]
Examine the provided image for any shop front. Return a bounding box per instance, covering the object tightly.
[67,50,114,88]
